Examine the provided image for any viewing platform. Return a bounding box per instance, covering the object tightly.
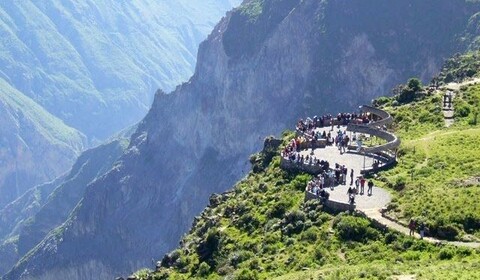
[280,105,399,212]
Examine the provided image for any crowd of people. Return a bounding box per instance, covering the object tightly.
[296,112,373,139]
[305,161,364,202]
[281,137,332,167]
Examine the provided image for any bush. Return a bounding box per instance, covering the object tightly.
[455,104,471,118]
[300,227,319,242]
[281,210,307,236]
[438,248,455,260]
[290,174,311,191]
[230,250,254,268]
[268,199,291,218]
[393,176,407,191]
[197,229,221,264]
[234,268,258,280]
[237,213,261,233]
[436,224,460,240]
[333,215,379,242]
[197,262,211,277]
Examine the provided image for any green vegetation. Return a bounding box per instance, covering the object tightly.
[432,51,480,84]
[137,52,480,279]
[137,131,479,279]
[374,74,480,241]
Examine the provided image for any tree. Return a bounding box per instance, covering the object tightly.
[407,78,422,92]
[396,78,423,104]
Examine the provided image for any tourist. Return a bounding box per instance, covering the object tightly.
[350,169,354,185]
[419,222,426,239]
[408,219,416,236]
[367,180,374,195]
[360,176,366,194]
[347,186,355,204]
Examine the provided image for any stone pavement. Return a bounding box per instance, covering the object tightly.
[299,126,391,211]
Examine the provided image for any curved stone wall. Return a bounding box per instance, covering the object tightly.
[284,105,399,176]
[346,123,400,153]
[360,105,393,127]
[347,105,400,153]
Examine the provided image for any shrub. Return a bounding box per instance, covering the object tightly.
[436,224,460,240]
[290,173,311,191]
[455,104,471,118]
[197,229,221,264]
[313,245,327,265]
[438,248,455,260]
[403,251,421,261]
[393,176,407,191]
[300,227,319,243]
[281,210,307,236]
[197,262,211,277]
[230,250,254,268]
[237,213,261,233]
[234,268,258,280]
[333,215,379,242]
[268,199,291,218]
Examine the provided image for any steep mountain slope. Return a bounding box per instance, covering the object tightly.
[136,134,480,280]
[5,0,480,279]
[0,0,239,210]
[0,77,85,209]
[0,139,128,275]
[0,0,239,140]
[143,53,480,280]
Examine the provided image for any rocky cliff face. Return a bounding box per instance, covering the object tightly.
[5,0,480,279]
[0,0,239,215]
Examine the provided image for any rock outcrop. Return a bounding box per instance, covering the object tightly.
[5,0,480,279]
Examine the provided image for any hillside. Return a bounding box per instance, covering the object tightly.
[0,0,239,213]
[0,77,85,208]
[134,53,480,279]
[0,0,239,140]
[4,1,480,279]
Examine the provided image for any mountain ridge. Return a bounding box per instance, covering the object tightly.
[5,0,480,279]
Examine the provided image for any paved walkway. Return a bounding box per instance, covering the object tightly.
[298,126,480,248]
[300,126,391,210]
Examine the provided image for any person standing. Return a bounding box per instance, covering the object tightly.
[350,169,354,185]
[367,180,374,196]
[408,219,416,236]
[360,176,366,194]
[419,222,425,239]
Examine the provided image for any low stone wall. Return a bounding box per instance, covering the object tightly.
[360,105,393,127]
[294,138,327,149]
[347,123,400,153]
[345,149,397,175]
[304,190,356,212]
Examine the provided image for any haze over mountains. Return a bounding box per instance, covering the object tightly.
[0,0,240,209]
[2,0,480,279]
